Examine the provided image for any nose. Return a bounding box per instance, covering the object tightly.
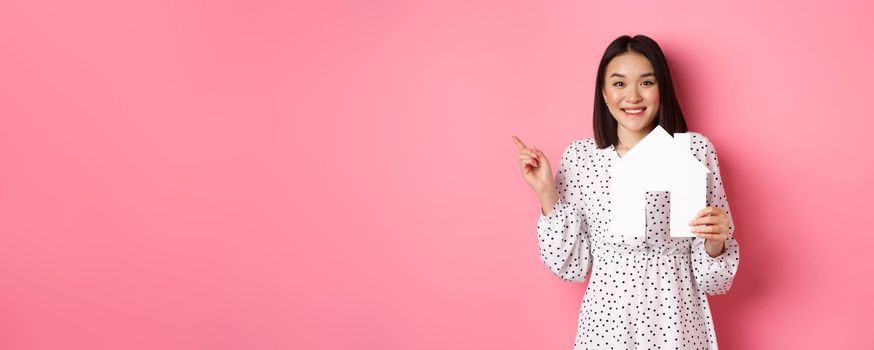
[625,87,642,103]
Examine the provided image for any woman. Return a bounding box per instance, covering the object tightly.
[512,35,740,349]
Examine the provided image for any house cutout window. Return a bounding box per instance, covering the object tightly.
[609,126,710,237]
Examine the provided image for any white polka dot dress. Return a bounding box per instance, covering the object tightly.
[537,132,739,350]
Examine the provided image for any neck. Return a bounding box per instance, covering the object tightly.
[616,123,656,149]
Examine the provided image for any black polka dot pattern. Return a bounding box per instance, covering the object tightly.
[536,133,740,349]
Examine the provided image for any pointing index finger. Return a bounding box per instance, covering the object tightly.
[511,135,528,151]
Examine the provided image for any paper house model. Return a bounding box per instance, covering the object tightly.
[609,125,711,237]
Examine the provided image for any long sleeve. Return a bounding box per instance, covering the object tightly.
[691,136,740,295]
[536,141,592,283]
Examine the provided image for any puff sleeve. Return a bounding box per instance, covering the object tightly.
[691,136,740,295]
[536,141,593,283]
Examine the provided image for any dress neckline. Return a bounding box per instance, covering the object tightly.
[608,144,623,159]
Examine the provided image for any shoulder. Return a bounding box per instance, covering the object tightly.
[574,137,598,155]
[685,131,725,168]
[576,137,598,151]
[560,137,594,161]
[686,131,709,144]
[686,131,718,155]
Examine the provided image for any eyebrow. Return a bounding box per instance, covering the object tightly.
[609,72,655,78]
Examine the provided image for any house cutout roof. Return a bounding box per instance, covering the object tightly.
[608,125,711,237]
[612,125,710,174]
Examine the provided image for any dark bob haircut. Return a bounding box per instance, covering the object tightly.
[593,35,687,149]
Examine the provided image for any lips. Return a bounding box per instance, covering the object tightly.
[621,107,646,116]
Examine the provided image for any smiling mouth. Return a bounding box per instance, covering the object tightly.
[621,107,646,116]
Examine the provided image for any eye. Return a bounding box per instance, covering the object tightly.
[613,82,625,87]
[642,80,656,86]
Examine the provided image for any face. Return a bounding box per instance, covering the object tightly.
[602,52,660,136]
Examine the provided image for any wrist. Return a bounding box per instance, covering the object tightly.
[704,240,726,258]
[537,187,558,203]
[537,188,559,216]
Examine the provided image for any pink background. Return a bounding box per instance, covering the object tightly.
[1,0,872,349]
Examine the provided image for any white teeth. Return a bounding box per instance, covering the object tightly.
[624,109,643,113]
